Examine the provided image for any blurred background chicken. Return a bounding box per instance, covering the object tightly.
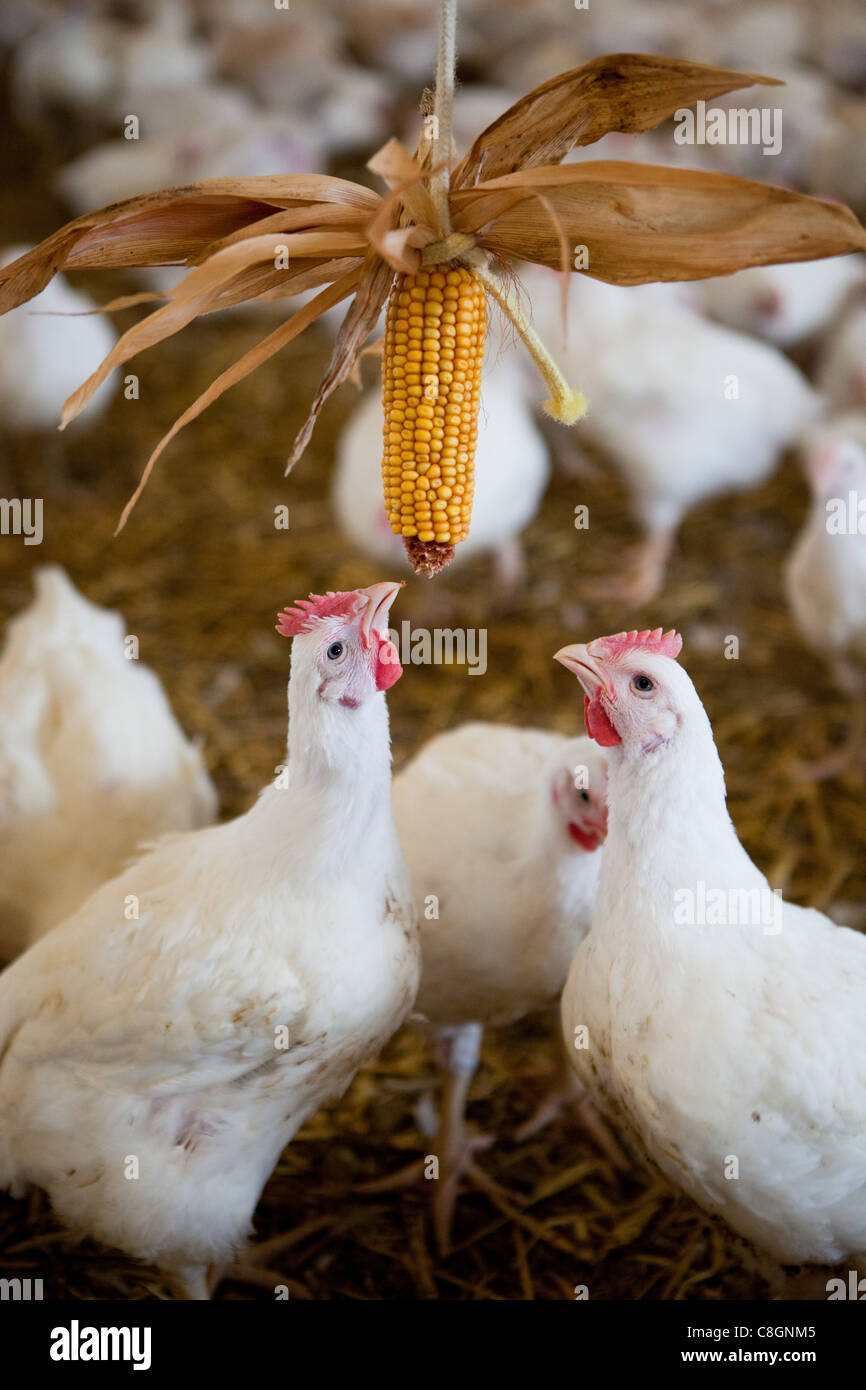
[815,296,866,409]
[0,245,117,433]
[697,254,866,348]
[786,425,866,778]
[0,567,216,959]
[527,269,820,604]
[334,348,549,594]
[11,0,210,132]
[367,722,615,1249]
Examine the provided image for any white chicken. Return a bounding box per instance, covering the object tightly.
[10,9,119,126]
[0,567,216,959]
[367,722,612,1249]
[698,256,866,348]
[786,427,866,777]
[556,627,866,1282]
[812,0,866,90]
[334,354,550,590]
[0,581,418,1298]
[815,300,866,410]
[528,270,820,604]
[0,246,117,431]
[810,97,866,215]
[55,115,323,219]
[210,5,390,159]
[712,64,840,191]
[788,418,866,689]
[11,0,210,129]
[707,0,807,72]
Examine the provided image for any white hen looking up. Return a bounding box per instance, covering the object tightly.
[0,567,216,959]
[555,627,866,1285]
[368,722,616,1250]
[0,582,418,1299]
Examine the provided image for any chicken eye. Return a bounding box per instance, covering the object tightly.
[633,674,654,692]
[580,790,590,802]
[326,641,344,661]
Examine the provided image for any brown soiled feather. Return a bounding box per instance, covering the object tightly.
[451,162,866,283]
[451,53,783,188]
[115,267,363,534]
[0,177,381,312]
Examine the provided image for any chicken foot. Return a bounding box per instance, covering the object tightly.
[358,1022,524,1253]
[582,527,675,609]
[164,1219,330,1300]
[513,1035,629,1170]
[792,697,866,783]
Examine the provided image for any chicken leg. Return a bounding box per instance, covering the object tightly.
[513,1016,628,1169]
[792,699,866,783]
[582,527,675,609]
[164,1263,214,1300]
[359,1022,522,1253]
[491,535,526,595]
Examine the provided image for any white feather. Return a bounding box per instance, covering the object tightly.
[0,568,217,957]
[0,246,117,431]
[561,646,866,1267]
[0,601,418,1279]
[394,722,607,1029]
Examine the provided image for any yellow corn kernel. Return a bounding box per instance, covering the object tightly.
[382,264,486,574]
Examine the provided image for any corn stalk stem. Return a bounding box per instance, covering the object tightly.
[431,0,457,235]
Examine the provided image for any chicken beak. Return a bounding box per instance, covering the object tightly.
[359,581,403,647]
[554,643,613,700]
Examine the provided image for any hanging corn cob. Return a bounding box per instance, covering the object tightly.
[382,264,486,576]
[3,30,864,552]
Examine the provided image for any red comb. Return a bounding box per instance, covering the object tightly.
[587,628,683,661]
[276,590,364,637]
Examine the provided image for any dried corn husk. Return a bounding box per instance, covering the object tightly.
[0,53,863,541]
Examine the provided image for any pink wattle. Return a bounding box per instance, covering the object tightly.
[375,638,402,691]
[584,693,621,747]
[568,823,600,851]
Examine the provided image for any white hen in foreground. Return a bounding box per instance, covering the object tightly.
[373,722,611,1249]
[0,567,216,959]
[555,627,866,1281]
[0,582,418,1298]
[528,271,819,603]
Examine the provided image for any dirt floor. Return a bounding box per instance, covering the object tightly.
[1,103,864,1302]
